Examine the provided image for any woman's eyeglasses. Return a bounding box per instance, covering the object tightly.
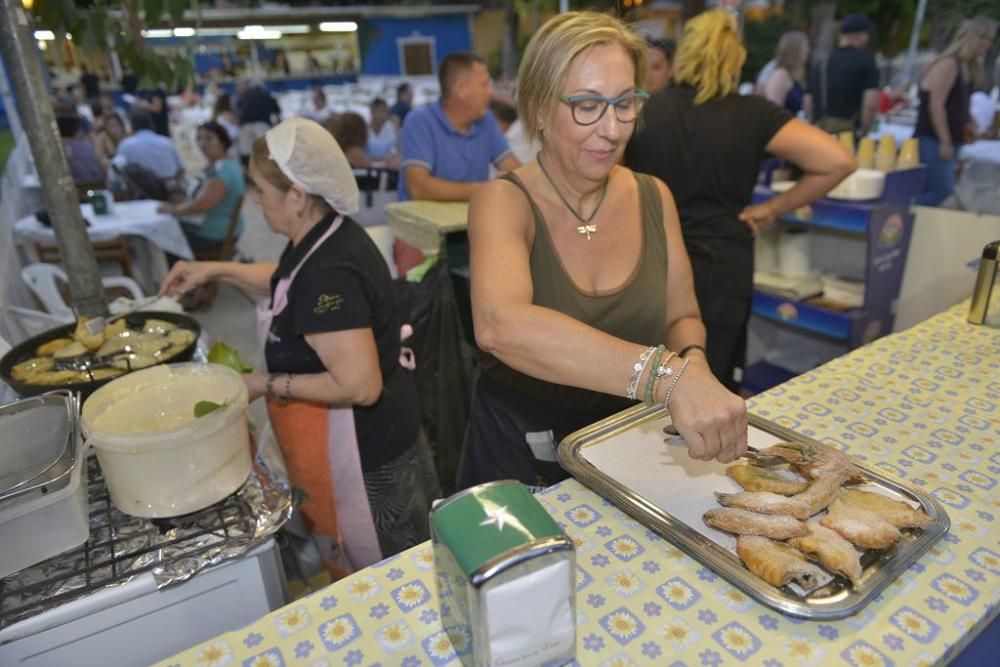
[558,91,650,126]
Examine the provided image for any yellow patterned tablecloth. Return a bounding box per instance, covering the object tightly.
[159,303,1000,667]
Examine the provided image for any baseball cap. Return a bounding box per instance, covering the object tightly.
[840,14,875,35]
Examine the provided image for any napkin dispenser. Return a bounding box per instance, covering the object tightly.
[969,240,1000,327]
[431,480,576,667]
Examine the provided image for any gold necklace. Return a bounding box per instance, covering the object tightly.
[537,154,609,240]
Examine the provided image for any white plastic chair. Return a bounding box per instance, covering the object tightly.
[21,263,145,319]
[364,225,399,279]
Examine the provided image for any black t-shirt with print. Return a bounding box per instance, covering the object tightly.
[265,215,419,471]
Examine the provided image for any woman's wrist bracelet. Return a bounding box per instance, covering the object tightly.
[678,344,707,359]
[266,373,291,405]
[643,346,665,406]
[626,345,659,400]
[664,358,691,410]
[646,351,678,406]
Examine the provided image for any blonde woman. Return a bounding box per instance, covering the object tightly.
[763,31,811,116]
[625,9,854,392]
[914,16,998,206]
[460,11,748,490]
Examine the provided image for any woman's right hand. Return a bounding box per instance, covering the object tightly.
[159,260,213,297]
[663,359,748,464]
[939,141,955,162]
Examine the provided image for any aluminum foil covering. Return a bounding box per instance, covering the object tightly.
[0,453,296,630]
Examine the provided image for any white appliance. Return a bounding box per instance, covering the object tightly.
[0,539,286,666]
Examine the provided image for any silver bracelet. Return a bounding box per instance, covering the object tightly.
[626,345,658,400]
[663,358,691,410]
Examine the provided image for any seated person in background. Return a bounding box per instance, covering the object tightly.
[303,87,333,125]
[644,36,676,94]
[113,109,186,198]
[157,121,245,256]
[142,86,170,137]
[390,82,413,127]
[367,98,397,159]
[94,111,126,169]
[331,112,399,170]
[490,98,538,164]
[399,51,519,201]
[56,110,105,185]
[212,93,241,154]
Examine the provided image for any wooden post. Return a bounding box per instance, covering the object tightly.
[0,0,107,317]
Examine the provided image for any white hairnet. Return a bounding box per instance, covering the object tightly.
[264,117,359,216]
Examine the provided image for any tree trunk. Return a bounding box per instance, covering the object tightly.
[501,2,519,81]
[810,1,838,66]
[0,0,106,317]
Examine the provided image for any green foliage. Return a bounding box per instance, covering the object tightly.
[32,0,195,89]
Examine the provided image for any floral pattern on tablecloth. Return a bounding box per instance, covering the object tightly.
[158,305,1000,666]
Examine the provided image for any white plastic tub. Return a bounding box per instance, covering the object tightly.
[81,363,252,518]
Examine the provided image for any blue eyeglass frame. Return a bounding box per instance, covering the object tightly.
[558,90,651,124]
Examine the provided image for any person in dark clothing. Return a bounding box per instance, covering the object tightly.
[914,16,998,206]
[237,83,281,165]
[644,36,676,94]
[160,118,439,574]
[809,14,880,134]
[625,9,854,392]
[762,31,810,116]
[390,82,413,127]
[121,71,139,96]
[144,87,170,136]
[80,66,100,100]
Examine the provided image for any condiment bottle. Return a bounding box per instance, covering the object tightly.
[875,134,896,172]
[856,137,876,169]
[896,138,920,169]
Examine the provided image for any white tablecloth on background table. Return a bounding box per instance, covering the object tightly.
[13,199,193,294]
[956,140,1000,214]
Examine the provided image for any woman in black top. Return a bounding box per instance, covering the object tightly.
[914,17,997,206]
[161,118,438,575]
[626,9,854,391]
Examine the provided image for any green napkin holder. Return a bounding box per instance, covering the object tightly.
[430,480,576,667]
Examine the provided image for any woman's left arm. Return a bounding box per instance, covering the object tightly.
[738,119,856,234]
[159,178,227,217]
[244,328,383,405]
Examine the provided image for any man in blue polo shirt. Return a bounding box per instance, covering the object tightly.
[399,52,520,201]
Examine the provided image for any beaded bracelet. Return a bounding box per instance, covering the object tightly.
[266,373,291,405]
[663,358,691,410]
[646,352,678,406]
[643,346,665,406]
[626,345,659,400]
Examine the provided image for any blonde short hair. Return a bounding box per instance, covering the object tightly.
[674,9,746,104]
[517,11,647,143]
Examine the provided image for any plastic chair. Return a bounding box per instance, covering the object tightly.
[21,263,144,319]
[364,225,399,279]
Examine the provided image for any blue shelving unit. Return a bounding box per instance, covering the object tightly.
[744,166,927,393]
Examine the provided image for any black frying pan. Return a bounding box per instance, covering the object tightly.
[0,311,202,399]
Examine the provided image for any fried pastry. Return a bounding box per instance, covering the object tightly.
[749,441,864,484]
[704,508,809,539]
[736,535,827,589]
[840,489,932,529]
[789,523,864,584]
[716,471,846,520]
[727,463,809,495]
[820,498,901,550]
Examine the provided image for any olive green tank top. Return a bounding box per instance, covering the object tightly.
[481,170,668,416]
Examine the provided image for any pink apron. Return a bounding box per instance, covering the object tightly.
[256,216,382,573]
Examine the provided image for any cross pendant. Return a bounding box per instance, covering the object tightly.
[577,224,597,240]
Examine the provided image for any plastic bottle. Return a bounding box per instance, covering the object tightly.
[875,134,896,172]
[896,138,920,170]
[856,137,876,169]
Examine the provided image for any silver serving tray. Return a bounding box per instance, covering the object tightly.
[557,405,950,620]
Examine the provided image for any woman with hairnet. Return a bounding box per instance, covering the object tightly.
[160,117,439,575]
